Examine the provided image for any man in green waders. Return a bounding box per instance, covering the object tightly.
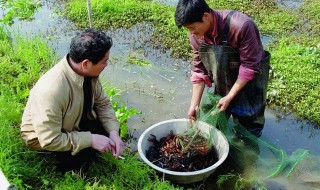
[175,0,270,137]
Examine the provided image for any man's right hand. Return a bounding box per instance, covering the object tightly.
[91,134,115,153]
[188,103,198,121]
[188,82,205,121]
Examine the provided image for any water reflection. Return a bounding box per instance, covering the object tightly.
[261,35,271,49]
[263,109,320,155]
[277,0,303,9]
[0,1,77,58]
[153,0,178,6]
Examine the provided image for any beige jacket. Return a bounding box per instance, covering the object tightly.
[21,55,119,155]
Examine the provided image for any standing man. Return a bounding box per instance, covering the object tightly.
[175,0,270,137]
[21,29,124,171]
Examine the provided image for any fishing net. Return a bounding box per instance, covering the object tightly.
[197,92,320,189]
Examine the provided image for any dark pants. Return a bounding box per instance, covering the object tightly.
[55,119,108,173]
[227,105,265,138]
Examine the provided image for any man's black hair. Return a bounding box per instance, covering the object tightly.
[175,0,211,28]
[69,28,113,64]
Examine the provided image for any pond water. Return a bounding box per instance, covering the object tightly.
[2,0,319,189]
[277,0,303,9]
[154,0,304,9]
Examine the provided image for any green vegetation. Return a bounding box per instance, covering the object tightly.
[62,0,304,57]
[63,0,320,126]
[217,173,268,190]
[127,51,152,67]
[268,37,320,124]
[0,27,57,123]
[64,0,188,57]
[103,82,142,139]
[0,26,57,189]
[0,0,41,25]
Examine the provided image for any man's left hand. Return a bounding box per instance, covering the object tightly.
[216,95,232,112]
[109,130,125,158]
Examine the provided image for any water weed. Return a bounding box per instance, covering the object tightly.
[217,173,268,190]
[0,0,41,25]
[267,36,320,125]
[103,81,142,139]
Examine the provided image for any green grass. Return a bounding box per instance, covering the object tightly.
[0,26,61,189]
[267,36,320,124]
[298,0,320,40]
[0,27,57,124]
[0,0,41,25]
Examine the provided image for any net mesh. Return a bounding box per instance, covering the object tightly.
[196,92,320,189]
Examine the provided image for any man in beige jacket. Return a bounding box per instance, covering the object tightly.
[21,29,124,172]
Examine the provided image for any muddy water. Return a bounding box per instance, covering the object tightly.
[102,23,192,145]
[2,0,320,189]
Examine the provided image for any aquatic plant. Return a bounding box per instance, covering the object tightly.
[217,173,268,190]
[0,0,41,25]
[127,50,152,67]
[267,36,320,125]
[103,82,142,139]
[299,0,320,35]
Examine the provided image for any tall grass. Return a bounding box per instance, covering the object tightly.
[0,25,60,188]
[0,26,57,124]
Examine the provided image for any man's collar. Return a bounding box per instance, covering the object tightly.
[208,10,218,39]
[63,54,84,86]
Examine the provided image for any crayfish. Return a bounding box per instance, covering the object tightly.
[146,130,219,172]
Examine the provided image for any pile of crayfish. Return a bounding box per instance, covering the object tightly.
[146,130,219,172]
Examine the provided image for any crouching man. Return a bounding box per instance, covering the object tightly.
[21,29,124,172]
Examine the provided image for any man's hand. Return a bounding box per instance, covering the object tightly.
[216,79,248,112]
[216,95,232,112]
[188,103,199,121]
[91,134,115,153]
[109,130,125,158]
[188,82,205,121]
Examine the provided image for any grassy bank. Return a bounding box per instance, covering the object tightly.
[63,0,320,126]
